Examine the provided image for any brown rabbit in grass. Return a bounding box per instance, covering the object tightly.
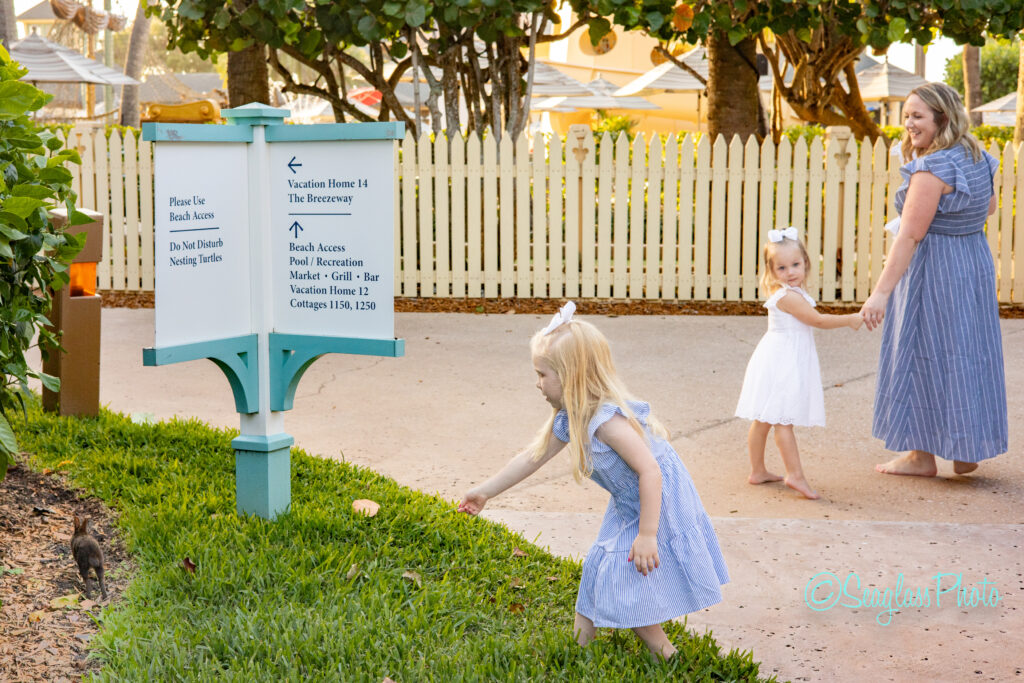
[71,515,107,599]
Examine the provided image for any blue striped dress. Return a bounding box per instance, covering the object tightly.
[553,400,729,628]
[873,143,1008,462]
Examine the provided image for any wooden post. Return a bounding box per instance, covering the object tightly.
[569,124,589,260]
[825,126,852,302]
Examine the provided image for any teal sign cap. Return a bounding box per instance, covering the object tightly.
[222,102,291,127]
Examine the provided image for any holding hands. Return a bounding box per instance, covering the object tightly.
[860,292,887,332]
[628,533,660,576]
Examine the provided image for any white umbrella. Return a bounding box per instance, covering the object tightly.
[389,60,592,98]
[855,60,928,102]
[973,91,1016,113]
[530,62,593,97]
[534,77,660,112]
[853,60,929,126]
[614,47,778,97]
[972,91,1016,126]
[10,33,139,86]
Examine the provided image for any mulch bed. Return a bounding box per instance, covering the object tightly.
[101,290,1024,317]
[0,462,127,683]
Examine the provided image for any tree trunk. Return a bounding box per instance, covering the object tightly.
[914,44,926,78]
[707,31,760,143]
[963,45,982,127]
[119,2,150,127]
[1015,42,1024,146]
[0,0,16,49]
[228,44,270,108]
[441,46,461,140]
[761,33,882,141]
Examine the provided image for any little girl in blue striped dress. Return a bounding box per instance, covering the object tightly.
[459,302,729,660]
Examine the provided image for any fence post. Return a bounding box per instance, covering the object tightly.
[824,125,852,301]
[569,124,590,266]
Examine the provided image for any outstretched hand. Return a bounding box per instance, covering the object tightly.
[627,534,660,576]
[457,490,488,515]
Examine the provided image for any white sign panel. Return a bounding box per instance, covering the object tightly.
[153,143,252,347]
[269,140,394,338]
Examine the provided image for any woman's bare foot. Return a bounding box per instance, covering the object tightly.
[953,461,979,475]
[784,475,820,499]
[875,451,937,477]
[749,470,784,484]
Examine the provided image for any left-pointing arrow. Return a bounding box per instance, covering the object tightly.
[289,221,304,238]
[287,156,302,174]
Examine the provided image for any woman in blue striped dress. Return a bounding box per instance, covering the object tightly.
[459,302,729,660]
[861,82,1008,475]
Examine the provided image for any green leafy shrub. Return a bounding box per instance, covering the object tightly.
[880,125,903,141]
[944,39,1019,104]
[592,111,638,142]
[0,45,89,479]
[971,125,1013,147]
[782,123,826,144]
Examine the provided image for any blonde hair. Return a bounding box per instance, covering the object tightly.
[759,236,811,296]
[900,82,984,164]
[528,317,667,482]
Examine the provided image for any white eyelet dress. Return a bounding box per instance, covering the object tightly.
[553,400,729,629]
[734,284,826,427]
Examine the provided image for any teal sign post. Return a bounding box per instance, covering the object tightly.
[142,104,405,519]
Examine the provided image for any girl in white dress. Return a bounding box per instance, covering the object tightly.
[734,228,863,499]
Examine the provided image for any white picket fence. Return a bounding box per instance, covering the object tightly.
[63,126,1024,303]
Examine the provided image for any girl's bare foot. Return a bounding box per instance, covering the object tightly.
[953,461,979,475]
[650,643,677,661]
[784,476,820,499]
[633,624,677,661]
[875,451,937,477]
[749,470,784,484]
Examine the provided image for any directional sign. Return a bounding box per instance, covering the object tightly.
[153,143,251,347]
[269,140,394,339]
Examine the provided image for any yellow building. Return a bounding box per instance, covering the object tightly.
[534,8,801,136]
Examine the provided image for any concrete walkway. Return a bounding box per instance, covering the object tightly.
[40,309,1024,682]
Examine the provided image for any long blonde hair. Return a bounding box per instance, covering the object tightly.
[759,236,811,296]
[527,317,667,482]
[900,82,984,164]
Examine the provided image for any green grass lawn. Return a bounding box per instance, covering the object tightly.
[14,402,772,681]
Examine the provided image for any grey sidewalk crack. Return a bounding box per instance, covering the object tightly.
[676,370,877,440]
[295,357,389,400]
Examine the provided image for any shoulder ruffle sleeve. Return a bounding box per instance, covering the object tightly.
[899,147,973,214]
[985,151,1000,182]
[765,285,815,309]
[552,409,569,443]
[763,287,786,310]
[785,284,816,307]
[586,400,651,453]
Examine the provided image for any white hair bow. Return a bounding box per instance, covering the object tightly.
[541,301,576,335]
[768,226,799,243]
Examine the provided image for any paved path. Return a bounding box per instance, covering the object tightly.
[35,309,1024,682]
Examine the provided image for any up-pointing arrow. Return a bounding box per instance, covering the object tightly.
[289,221,303,238]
